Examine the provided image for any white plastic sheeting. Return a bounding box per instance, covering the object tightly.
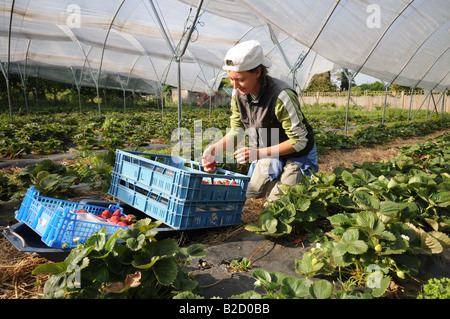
[1,0,449,97]
[0,0,333,96]
[191,0,450,92]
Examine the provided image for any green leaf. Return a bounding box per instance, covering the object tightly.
[126,233,146,251]
[296,197,311,211]
[328,213,353,226]
[379,201,403,217]
[244,224,264,232]
[279,203,296,224]
[32,262,69,275]
[320,172,336,186]
[429,192,450,207]
[280,277,312,299]
[347,239,369,255]
[153,258,178,286]
[429,231,450,248]
[184,243,207,260]
[366,275,391,298]
[309,280,332,299]
[146,238,179,257]
[83,232,106,251]
[251,268,271,282]
[132,254,159,269]
[294,252,324,277]
[338,195,358,209]
[355,210,377,229]
[408,175,436,186]
[251,269,285,292]
[341,170,358,190]
[277,184,292,195]
[333,228,368,256]
[261,213,278,234]
[275,221,292,236]
[357,169,377,183]
[353,191,380,210]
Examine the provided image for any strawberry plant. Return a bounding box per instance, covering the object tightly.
[69,150,115,192]
[17,159,79,198]
[229,267,390,299]
[32,218,207,299]
[417,277,450,299]
[0,172,19,201]
[245,133,449,296]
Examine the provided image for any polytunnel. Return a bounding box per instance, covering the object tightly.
[1,0,449,125]
[0,0,334,116]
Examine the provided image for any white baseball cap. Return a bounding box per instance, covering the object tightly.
[222,40,272,72]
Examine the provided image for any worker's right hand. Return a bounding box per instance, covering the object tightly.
[202,147,217,172]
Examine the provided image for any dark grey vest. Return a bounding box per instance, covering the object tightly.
[235,76,315,159]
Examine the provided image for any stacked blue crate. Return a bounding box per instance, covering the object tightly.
[108,150,250,230]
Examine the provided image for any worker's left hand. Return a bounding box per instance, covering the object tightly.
[234,147,258,164]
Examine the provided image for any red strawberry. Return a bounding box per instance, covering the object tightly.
[118,221,128,227]
[202,156,217,171]
[76,209,87,214]
[231,181,239,186]
[113,209,122,217]
[110,215,120,224]
[125,214,136,224]
[101,209,112,219]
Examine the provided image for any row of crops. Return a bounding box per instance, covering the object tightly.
[1,103,449,299]
[1,104,448,158]
[241,132,449,298]
[26,129,450,299]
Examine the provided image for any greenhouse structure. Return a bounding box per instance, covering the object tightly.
[1,0,449,127]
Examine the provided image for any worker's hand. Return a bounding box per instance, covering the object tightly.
[234,147,258,164]
[202,146,217,172]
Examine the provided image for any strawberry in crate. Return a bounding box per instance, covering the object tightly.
[75,207,136,227]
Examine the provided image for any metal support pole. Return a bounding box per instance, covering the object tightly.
[7,0,16,121]
[407,87,414,122]
[426,90,432,120]
[344,81,353,134]
[70,66,82,112]
[148,0,204,142]
[428,91,444,118]
[343,69,355,134]
[382,83,389,124]
[177,58,182,138]
[97,0,126,115]
[412,89,433,121]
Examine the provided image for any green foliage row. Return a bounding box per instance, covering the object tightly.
[33,218,207,299]
[244,133,450,297]
[0,103,447,159]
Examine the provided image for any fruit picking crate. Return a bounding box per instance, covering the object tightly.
[15,186,127,248]
[111,150,249,202]
[109,171,247,230]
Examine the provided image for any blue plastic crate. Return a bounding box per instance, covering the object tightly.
[15,187,128,248]
[109,173,245,230]
[112,150,249,201]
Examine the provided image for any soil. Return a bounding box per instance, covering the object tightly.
[0,129,449,299]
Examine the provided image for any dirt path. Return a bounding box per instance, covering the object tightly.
[1,128,449,299]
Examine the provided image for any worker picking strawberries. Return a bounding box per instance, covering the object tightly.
[202,40,319,203]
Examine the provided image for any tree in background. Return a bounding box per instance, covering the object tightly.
[334,68,356,91]
[304,71,338,92]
